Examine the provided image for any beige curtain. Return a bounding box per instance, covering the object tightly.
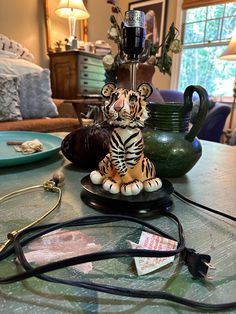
[182,0,236,10]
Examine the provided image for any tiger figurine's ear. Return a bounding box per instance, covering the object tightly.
[137,83,153,99]
[101,83,116,99]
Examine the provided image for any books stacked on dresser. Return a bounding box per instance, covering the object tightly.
[95,40,112,56]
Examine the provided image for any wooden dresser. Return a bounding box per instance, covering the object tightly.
[48,50,105,99]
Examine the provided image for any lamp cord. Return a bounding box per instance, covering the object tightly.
[173,190,236,222]
[0,213,235,311]
[0,182,235,311]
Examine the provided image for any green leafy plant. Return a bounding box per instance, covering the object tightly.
[55,40,62,48]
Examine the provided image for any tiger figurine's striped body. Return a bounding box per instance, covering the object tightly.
[90,82,162,196]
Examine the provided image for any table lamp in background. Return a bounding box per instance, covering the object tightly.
[220,30,236,133]
[55,0,90,41]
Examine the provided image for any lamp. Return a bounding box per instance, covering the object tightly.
[55,0,90,41]
[220,30,236,131]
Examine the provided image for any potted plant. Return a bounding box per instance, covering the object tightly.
[55,40,62,52]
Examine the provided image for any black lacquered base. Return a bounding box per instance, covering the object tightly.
[80,175,174,218]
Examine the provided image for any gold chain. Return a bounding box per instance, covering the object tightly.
[0,179,63,253]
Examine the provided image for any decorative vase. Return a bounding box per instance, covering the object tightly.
[61,122,112,169]
[117,63,164,103]
[143,85,208,178]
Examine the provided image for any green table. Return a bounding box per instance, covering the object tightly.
[0,138,236,314]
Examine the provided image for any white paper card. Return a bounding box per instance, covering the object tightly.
[128,231,177,276]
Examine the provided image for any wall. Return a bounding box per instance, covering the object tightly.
[0,0,178,89]
[87,1,114,46]
[0,0,47,67]
[0,0,68,68]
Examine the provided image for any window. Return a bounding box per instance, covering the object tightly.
[178,2,236,97]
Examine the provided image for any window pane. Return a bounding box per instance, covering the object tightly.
[205,19,220,42]
[178,46,235,97]
[207,4,224,19]
[225,2,236,17]
[184,22,205,44]
[186,7,207,23]
[222,17,236,40]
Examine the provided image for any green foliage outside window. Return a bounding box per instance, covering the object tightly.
[178,2,236,96]
[179,46,235,96]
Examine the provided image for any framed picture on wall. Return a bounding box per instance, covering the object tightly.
[129,0,168,57]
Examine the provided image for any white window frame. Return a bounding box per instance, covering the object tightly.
[171,0,235,91]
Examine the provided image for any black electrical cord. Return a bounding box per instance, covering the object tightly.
[0,214,179,261]
[173,190,236,222]
[0,213,235,311]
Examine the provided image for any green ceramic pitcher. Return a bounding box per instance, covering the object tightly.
[143,85,208,178]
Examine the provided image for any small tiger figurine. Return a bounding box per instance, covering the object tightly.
[90,82,162,196]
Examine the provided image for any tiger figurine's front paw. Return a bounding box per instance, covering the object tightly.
[121,180,143,196]
[90,170,104,185]
[143,177,162,192]
[103,178,120,194]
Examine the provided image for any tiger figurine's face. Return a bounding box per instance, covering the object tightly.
[101,83,152,128]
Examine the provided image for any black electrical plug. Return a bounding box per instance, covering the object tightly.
[184,248,216,280]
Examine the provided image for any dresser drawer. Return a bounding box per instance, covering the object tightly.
[78,77,104,94]
[79,55,103,67]
[80,71,104,81]
[78,86,103,95]
[79,63,105,74]
[79,79,104,89]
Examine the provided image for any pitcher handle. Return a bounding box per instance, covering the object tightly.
[184,85,209,142]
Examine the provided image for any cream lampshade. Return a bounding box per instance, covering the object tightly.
[220,35,236,61]
[55,0,90,40]
[220,30,236,130]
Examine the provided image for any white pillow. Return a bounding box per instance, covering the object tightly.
[0,58,42,75]
[0,50,18,58]
[19,69,59,119]
[0,75,22,121]
[0,34,34,61]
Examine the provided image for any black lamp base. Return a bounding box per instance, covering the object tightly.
[80,176,174,218]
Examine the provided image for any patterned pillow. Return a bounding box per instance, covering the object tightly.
[0,75,22,121]
[0,34,34,62]
[19,69,59,119]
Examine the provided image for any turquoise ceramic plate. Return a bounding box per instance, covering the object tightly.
[0,131,62,167]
